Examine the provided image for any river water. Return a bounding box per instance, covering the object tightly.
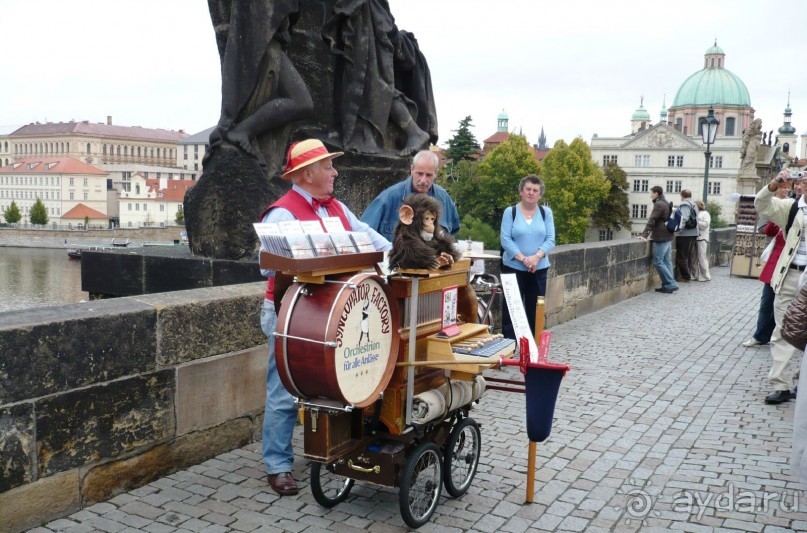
[0,247,87,313]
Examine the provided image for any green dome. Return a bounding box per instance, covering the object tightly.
[632,104,650,121]
[497,109,509,120]
[671,67,750,108]
[705,43,724,55]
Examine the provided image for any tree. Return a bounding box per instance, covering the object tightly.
[175,205,185,225]
[590,162,632,232]
[540,138,610,244]
[4,201,21,224]
[706,202,727,228]
[451,134,540,229]
[445,116,481,164]
[29,198,49,225]
[456,214,500,250]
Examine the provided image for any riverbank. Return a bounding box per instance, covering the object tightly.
[0,227,186,249]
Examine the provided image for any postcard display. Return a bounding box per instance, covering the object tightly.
[730,195,766,279]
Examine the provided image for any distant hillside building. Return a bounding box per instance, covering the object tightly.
[481,109,548,162]
[177,126,215,174]
[0,157,109,226]
[0,117,192,193]
[118,173,195,228]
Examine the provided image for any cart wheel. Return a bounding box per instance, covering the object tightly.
[443,417,481,497]
[310,462,354,508]
[399,441,443,529]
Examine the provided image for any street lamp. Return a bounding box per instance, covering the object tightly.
[700,107,720,205]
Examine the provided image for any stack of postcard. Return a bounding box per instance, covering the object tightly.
[253,216,373,258]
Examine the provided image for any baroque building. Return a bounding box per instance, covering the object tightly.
[589,42,760,240]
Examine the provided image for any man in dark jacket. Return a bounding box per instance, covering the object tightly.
[639,185,679,294]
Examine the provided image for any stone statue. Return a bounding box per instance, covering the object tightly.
[768,130,774,146]
[184,0,437,260]
[739,118,762,176]
[322,0,436,155]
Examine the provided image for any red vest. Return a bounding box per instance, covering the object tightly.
[261,190,353,301]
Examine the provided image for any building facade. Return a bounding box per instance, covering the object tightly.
[0,157,109,226]
[589,43,758,240]
[118,173,195,228]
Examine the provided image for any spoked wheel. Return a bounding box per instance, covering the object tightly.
[399,441,443,529]
[443,417,481,497]
[310,461,354,508]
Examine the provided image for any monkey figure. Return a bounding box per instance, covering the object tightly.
[388,194,461,270]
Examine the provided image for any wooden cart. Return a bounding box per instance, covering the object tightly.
[262,251,514,528]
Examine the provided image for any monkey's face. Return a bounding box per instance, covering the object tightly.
[421,211,436,234]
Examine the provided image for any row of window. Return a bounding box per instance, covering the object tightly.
[1,176,62,186]
[605,154,725,168]
[101,144,174,159]
[0,204,61,216]
[630,182,722,217]
[14,142,70,155]
[125,203,166,212]
[673,116,736,136]
[1,190,61,200]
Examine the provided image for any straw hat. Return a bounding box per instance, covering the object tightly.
[281,139,343,179]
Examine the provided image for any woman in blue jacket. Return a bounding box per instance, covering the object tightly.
[500,175,555,340]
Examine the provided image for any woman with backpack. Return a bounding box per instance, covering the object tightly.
[500,175,556,340]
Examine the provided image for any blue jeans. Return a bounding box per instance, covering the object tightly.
[753,283,776,344]
[261,299,298,475]
[652,240,678,290]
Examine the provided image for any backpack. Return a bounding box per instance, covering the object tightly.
[683,202,698,230]
[500,204,545,262]
[665,202,681,232]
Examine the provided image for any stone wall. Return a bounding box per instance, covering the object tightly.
[0,227,186,248]
[0,283,268,533]
[0,229,734,532]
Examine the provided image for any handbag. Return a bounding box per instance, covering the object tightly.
[760,239,775,263]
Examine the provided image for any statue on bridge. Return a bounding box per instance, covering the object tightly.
[185,0,438,260]
[739,118,763,178]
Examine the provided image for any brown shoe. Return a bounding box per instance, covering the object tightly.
[268,472,299,496]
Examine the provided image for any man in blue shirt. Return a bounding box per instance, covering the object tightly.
[360,150,460,241]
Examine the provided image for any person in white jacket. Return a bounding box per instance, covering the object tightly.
[753,169,807,404]
[694,199,711,282]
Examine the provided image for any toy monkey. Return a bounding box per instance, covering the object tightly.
[388,194,461,270]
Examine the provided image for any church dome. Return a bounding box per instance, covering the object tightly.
[497,109,509,120]
[671,44,751,108]
[632,103,650,121]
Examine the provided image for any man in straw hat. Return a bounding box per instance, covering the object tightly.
[258,139,390,496]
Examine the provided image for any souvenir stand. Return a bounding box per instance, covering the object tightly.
[730,194,767,278]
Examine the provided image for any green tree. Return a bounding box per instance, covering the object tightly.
[445,116,481,164]
[456,214,500,250]
[452,134,539,229]
[590,162,632,232]
[541,138,610,244]
[29,198,49,225]
[706,201,727,228]
[175,204,185,225]
[4,201,21,224]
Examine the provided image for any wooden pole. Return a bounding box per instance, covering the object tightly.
[526,296,545,502]
[526,441,537,503]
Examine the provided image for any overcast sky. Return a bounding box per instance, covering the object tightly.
[2,0,805,150]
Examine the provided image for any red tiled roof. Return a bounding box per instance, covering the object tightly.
[10,121,188,143]
[127,178,195,202]
[0,157,108,175]
[62,203,108,219]
[483,131,510,144]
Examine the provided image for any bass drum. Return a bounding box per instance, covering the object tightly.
[275,273,400,408]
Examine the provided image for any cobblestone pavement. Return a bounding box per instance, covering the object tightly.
[28,266,807,532]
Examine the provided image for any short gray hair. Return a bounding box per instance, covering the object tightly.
[519,174,544,194]
[411,150,439,171]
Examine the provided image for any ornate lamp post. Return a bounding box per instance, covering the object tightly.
[700,107,720,204]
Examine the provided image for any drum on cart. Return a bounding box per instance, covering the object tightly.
[275,272,400,408]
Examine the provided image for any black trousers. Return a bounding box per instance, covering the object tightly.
[500,264,548,340]
[675,235,697,281]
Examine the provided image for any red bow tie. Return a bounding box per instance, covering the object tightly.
[312,196,334,210]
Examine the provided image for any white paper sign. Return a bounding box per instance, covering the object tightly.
[500,273,539,362]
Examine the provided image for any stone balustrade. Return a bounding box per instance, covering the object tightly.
[0,229,734,532]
